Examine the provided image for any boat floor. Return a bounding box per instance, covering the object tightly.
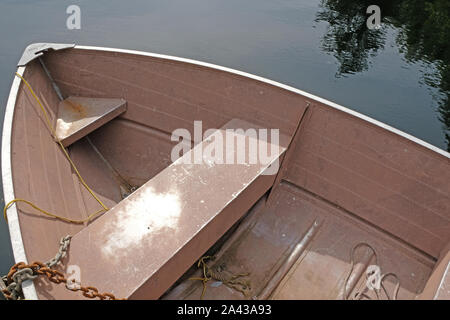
[163,182,434,300]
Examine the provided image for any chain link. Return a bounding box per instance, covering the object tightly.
[1,235,124,300]
[45,235,71,268]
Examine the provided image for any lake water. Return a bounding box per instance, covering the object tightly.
[0,0,449,279]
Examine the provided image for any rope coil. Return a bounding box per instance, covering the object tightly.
[190,256,251,299]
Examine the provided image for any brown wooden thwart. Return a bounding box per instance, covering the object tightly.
[2,45,449,300]
[50,119,288,299]
[55,96,127,147]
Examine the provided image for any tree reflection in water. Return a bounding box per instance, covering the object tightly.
[316,0,450,151]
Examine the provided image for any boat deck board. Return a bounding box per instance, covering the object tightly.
[164,182,433,300]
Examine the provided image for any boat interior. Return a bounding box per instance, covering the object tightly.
[5,46,450,300]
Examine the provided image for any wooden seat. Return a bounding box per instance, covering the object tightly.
[49,119,289,299]
[55,96,127,147]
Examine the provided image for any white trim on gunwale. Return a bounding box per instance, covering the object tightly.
[1,66,39,300]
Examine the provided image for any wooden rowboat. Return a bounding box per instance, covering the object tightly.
[2,43,449,300]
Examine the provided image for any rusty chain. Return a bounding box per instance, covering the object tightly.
[1,235,124,300]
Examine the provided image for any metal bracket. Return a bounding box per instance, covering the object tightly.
[17,43,75,67]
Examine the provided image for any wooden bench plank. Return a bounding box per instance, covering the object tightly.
[49,119,289,299]
[55,96,127,147]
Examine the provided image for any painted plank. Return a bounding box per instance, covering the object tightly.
[47,119,289,299]
[55,96,127,147]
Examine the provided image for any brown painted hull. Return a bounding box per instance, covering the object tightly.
[3,46,449,300]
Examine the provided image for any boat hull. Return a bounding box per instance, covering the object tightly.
[2,45,450,300]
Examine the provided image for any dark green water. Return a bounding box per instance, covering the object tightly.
[0,0,449,278]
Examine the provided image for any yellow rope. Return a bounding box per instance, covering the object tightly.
[189,256,251,299]
[3,199,106,224]
[3,73,109,224]
[189,256,213,299]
